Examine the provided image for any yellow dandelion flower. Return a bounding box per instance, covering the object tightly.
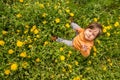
[35,58,40,62]
[65,9,70,13]
[93,46,97,52]
[109,62,113,66]
[88,60,92,64]
[106,25,112,30]
[114,22,119,27]
[25,3,29,6]
[58,10,62,14]
[16,30,20,33]
[54,5,58,9]
[27,55,31,58]
[19,0,23,3]
[65,23,70,28]
[17,40,23,47]
[102,66,107,71]
[55,59,58,63]
[86,67,91,71]
[24,30,28,34]
[2,30,8,35]
[96,39,101,44]
[36,35,40,38]
[25,25,29,28]
[34,29,39,34]
[62,68,66,72]
[42,13,47,18]
[68,64,72,69]
[31,25,36,32]
[73,76,80,80]
[47,2,50,7]
[116,31,119,34]
[55,18,60,23]
[42,20,47,24]
[50,75,55,78]
[68,54,71,57]
[60,47,64,51]
[60,55,65,61]
[107,32,110,37]
[68,51,72,54]
[28,45,32,48]
[28,39,32,43]
[16,13,22,18]
[27,36,31,39]
[58,2,61,6]
[94,18,98,22]
[75,61,79,66]
[107,58,111,62]
[20,52,27,58]
[105,27,108,30]
[0,40,5,46]
[8,49,14,54]
[66,1,69,4]
[80,75,83,78]
[93,52,96,57]
[44,41,49,46]
[103,28,107,33]
[69,13,74,17]
[35,1,39,5]
[34,38,37,41]
[24,40,28,44]
[4,69,11,75]
[22,61,28,69]
[69,69,72,73]
[11,63,18,71]
[39,4,44,8]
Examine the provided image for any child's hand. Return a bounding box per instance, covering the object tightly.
[81,45,88,51]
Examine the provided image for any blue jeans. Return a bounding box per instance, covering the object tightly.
[56,22,81,46]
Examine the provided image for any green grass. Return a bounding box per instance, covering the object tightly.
[0,0,120,80]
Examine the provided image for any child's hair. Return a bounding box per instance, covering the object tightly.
[86,22,103,38]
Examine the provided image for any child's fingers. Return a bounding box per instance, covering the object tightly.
[82,45,88,51]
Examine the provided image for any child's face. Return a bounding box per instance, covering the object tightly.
[84,28,99,41]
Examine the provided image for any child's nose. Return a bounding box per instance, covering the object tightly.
[89,32,92,36]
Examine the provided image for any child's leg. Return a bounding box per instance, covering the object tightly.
[56,37,72,46]
[71,22,81,30]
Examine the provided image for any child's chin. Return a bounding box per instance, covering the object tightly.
[86,38,92,41]
[85,36,89,40]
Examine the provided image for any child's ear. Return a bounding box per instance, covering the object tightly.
[99,29,103,35]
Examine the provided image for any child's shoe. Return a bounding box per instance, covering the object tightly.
[51,36,58,41]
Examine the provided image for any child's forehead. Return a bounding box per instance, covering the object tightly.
[89,27,100,30]
[86,28,99,33]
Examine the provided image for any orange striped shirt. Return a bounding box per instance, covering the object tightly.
[72,28,94,57]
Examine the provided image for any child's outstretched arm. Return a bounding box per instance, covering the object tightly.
[71,22,82,32]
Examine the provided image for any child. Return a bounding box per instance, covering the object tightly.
[52,21,102,57]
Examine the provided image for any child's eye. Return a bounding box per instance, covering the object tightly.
[92,33,95,36]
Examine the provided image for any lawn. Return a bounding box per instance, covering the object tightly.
[0,0,120,80]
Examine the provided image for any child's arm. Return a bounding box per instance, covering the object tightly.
[71,22,82,32]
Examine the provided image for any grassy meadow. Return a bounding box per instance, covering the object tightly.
[0,0,120,80]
